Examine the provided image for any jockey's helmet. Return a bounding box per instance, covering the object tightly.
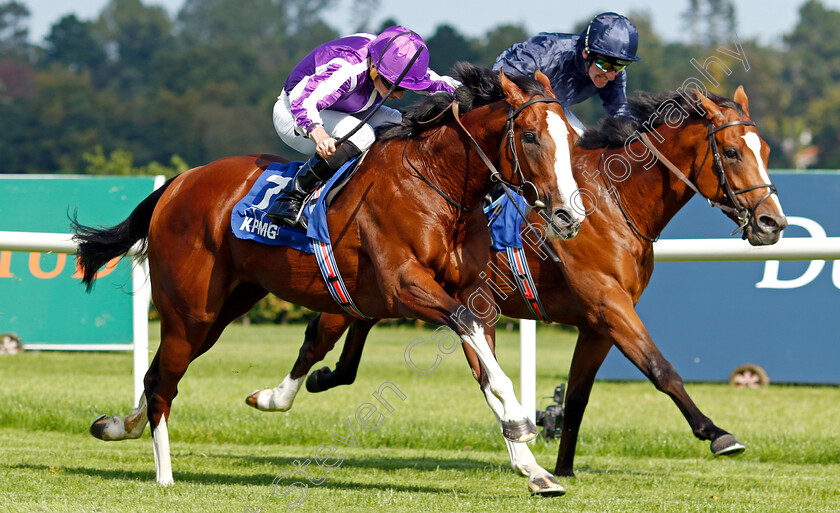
[369,25,431,90]
[581,12,642,65]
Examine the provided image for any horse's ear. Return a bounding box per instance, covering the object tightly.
[733,85,750,117]
[696,87,725,125]
[499,70,528,106]
[534,70,557,98]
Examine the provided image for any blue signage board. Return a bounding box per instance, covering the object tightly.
[598,172,840,384]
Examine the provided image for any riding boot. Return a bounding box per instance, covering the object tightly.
[265,141,361,227]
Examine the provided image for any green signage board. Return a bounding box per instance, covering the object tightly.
[0,175,162,348]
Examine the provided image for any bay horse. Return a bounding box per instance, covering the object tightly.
[71,63,584,487]
[267,86,787,492]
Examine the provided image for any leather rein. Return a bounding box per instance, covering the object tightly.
[404,96,563,213]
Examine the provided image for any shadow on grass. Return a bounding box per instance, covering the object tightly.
[233,452,505,473]
[8,452,510,494]
[565,464,654,477]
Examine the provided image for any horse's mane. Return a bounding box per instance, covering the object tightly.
[378,62,549,141]
[577,90,746,149]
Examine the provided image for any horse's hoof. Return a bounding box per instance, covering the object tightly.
[711,434,746,456]
[90,414,108,440]
[529,475,566,496]
[246,387,294,411]
[305,367,330,393]
[245,389,262,409]
[501,418,538,442]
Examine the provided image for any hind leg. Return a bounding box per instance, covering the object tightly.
[88,285,266,444]
[306,314,377,393]
[90,393,149,441]
[146,284,267,485]
[246,312,359,411]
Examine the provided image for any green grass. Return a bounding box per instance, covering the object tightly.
[0,322,838,512]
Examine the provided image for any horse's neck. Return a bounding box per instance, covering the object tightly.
[599,124,705,241]
[418,105,506,210]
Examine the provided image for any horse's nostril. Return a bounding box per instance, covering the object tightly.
[759,215,779,229]
[553,208,572,225]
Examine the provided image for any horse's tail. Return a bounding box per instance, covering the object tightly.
[71,176,177,292]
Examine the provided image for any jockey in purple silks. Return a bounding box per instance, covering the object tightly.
[267,25,458,226]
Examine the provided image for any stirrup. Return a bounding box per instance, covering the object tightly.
[265,197,303,226]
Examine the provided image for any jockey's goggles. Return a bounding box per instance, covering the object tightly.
[371,67,406,93]
[593,57,627,74]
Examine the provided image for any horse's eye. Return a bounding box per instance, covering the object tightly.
[523,132,537,144]
[724,148,739,159]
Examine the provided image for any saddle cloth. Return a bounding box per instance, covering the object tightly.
[487,191,528,250]
[230,158,359,253]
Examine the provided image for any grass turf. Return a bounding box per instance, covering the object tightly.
[0,322,837,512]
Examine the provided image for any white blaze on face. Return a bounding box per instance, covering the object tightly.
[545,111,584,223]
[742,132,784,215]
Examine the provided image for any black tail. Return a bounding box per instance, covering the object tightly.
[70,177,177,292]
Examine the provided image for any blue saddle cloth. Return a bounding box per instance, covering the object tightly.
[230,158,358,254]
[486,192,528,250]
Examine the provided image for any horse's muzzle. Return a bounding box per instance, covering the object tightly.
[545,207,581,240]
[746,212,787,246]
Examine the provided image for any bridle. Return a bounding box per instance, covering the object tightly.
[614,118,778,242]
[405,96,564,214]
[702,120,778,233]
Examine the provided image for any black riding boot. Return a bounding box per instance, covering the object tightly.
[265,141,361,227]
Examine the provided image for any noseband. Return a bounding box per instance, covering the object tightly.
[637,119,777,241]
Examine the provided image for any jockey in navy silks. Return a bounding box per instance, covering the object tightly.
[492,12,642,135]
[267,25,458,226]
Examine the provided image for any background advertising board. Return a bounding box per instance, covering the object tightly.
[598,172,840,384]
[0,175,161,350]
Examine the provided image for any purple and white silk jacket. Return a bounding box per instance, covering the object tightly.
[283,33,457,136]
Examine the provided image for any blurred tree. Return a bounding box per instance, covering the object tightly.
[22,68,108,172]
[0,53,33,100]
[0,0,28,56]
[0,0,36,103]
[286,0,335,30]
[682,0,737,48]
[804,85,840,168]
[375,17,400,33]
[44,15,107,76]
[714,38,792,168]
[783,0,840,112]
[178,0,285,43]
[426,24,480,74]
[782,0,840,168]
[0,98,37,171]
[623,12,668,94]
[6,0,840,178]
[94,0,174,92]
[176,0,290,70]
[478,23,528,67]
[82,145,189,177]
[348,0,379,33]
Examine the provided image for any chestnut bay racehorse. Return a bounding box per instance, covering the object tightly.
[71,63,583,487]
[268,87,787,489]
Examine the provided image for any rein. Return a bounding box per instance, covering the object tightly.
[405,96,562,213]
[597,144,659,243]
[607,119,776,242]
